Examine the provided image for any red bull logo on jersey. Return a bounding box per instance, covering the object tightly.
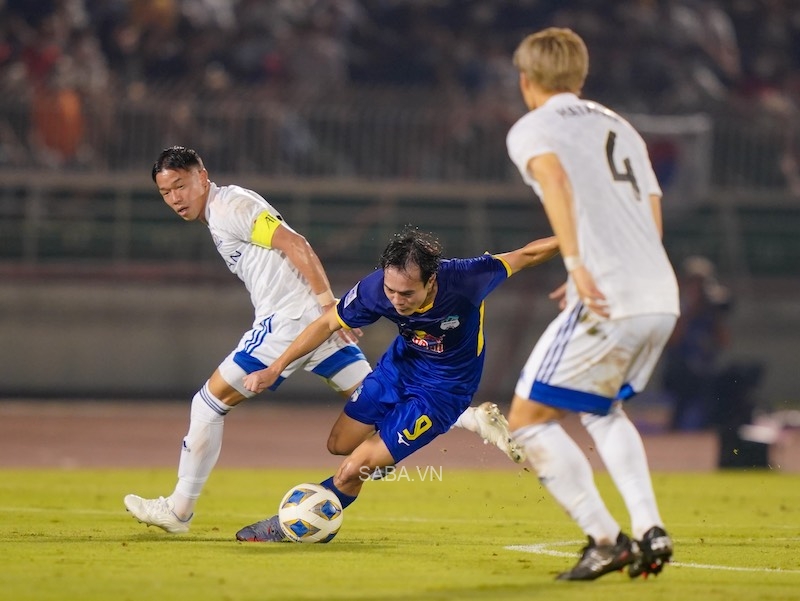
[409,330,444,353]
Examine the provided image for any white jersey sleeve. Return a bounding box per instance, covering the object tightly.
[205,183,317,320]
[506,93,678,318]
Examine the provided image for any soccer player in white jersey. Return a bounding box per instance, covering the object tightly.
[123,146,521,535]
[504,29,679,581]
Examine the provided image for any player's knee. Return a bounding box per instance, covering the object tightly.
[326,435,339,455]
[326,433,352,456]
[327,423,373,456]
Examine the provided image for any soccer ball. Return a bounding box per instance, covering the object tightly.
[277,483,343,543]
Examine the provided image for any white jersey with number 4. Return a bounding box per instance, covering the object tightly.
[204,182,317,320]
[507,92,679,319]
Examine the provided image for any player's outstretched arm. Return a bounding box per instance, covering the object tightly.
[497,235,559,275]
[243,310,344,393]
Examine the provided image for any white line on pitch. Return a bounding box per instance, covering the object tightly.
[505,542,800,574]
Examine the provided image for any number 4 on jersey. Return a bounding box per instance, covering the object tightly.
[606,130,641,201]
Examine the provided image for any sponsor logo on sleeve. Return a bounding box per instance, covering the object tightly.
[343,283,359,308]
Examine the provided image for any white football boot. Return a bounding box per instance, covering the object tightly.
[124,494,192,533]
[472,402,526,463]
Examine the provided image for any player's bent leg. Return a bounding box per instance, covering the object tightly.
[207,368,251,405]
[124,369,247,533]
[236,436,394,543]
[333,435,396,498]
[327,412,376,455]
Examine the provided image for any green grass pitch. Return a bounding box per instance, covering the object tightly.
[1,468,798,600]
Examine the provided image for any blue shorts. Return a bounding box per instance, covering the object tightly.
[344,363,472,462]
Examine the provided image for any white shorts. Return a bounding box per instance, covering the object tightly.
[218,311,371,398]
[514,304,677,415]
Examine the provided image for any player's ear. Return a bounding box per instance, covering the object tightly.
[519,72,530,94]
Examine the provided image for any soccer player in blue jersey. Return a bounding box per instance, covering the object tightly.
[235,226,559,541]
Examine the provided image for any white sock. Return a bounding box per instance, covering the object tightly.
[582,405,663,540]
[514,422,619,544]
[451,407,477,431]
[170,383,230,519]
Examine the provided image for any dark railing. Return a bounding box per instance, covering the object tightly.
[1,90,798,280]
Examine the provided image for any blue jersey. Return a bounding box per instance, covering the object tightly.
[336,255,511,396]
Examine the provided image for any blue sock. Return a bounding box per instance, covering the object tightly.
[320,476,357,509]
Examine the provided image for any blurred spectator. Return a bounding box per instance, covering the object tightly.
[29,56,86,167]
[0,0,791,109]
[661,256,732,431]
[20,11,88,168]
[0,0,798,178]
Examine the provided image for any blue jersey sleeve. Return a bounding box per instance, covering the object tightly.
[446,255,511,305]
[336,270,385,329]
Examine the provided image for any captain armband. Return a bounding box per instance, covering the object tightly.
[251,211,282,248]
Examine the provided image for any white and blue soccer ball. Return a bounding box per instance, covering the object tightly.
[278,483,343,543]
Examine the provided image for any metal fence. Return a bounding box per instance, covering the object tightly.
[0,173,550,274]
[0,89,763,197]
[2,171,799,284]
[1,90,798,281]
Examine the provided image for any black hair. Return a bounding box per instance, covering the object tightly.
[379,226,442,284]
[151,146,204,182]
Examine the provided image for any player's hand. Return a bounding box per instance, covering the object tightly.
[336,327,362,344]
[243,368,279,393]
[571,266,609,318]
[549,282,568,310]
